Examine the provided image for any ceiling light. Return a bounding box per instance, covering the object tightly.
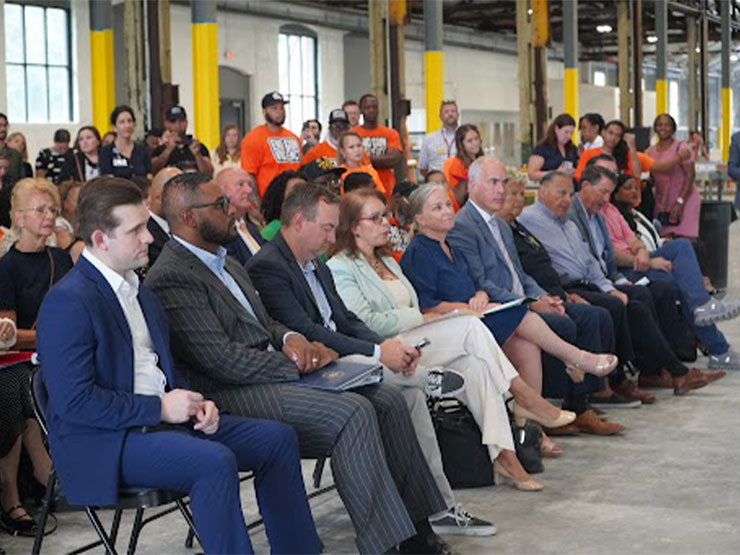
[596,24,613,34]
[647,35,658,43]
[696,46,701,53]
[527,8,533,15]
[732,54,739,62]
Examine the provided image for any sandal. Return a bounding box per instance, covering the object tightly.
[0,504,38,537]
[540,436,563,458]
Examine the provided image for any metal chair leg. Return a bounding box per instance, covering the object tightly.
[175,499,201,549]
[109,509,123,548]
[126,508,144,555]
[32,469,57,554]
[85,507,117,555]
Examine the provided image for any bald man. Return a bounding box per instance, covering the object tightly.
[147,166,182,266]
[216,168,265,265]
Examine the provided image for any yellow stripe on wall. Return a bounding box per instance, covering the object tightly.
[192,22,220,150]
[90,29,115,136]
[424,50,444,133]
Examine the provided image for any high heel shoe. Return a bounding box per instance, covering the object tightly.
[569,351,619,377]
[493,461,544,492]
[512,401,576,429]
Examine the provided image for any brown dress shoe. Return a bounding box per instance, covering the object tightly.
[700,368,726,384]
[673,367,709,395]
[638,369,673,389]
[543,423,580,436]
[573,409,625,435]
[612,380,656,404]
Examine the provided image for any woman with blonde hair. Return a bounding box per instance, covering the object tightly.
[6,132,33,178]
[211,124,242,176]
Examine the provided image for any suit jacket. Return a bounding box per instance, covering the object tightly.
[35,256,186,506]
[225,220,265,266]
[447,201,547,302]
[327,251,423,339]
[246,233,382,357]
[508,220,568,300]
[567,195,625,283]
[144,238,299,398]
[147,217,170,267]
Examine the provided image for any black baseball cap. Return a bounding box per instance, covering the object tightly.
[166,105,187,121]
[329,109,349,125]
[261,91,289,109]
[300,158,345,181]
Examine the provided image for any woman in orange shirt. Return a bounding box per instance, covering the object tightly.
[337,132,386,195]
[442,124,483,209]
[574,120,641,180]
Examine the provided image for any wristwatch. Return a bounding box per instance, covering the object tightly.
[676,197,685,205]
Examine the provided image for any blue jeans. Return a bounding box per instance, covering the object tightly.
[621,238,729,355]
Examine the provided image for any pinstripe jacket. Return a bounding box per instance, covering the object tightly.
[144,238,300,402]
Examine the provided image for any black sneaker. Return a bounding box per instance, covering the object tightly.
[425,368,466,399]
[430,505,497,537]
[589,393,641,409]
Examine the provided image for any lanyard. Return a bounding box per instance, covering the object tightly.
[441,129,455,157]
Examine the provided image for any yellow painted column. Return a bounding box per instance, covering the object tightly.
[425,51,444,133]
[721,0,731,162]
[722,88,731,162]
[656,79,668,115]
[191,0,220,149]
[564,68,579,125]
[89,0,115,135]
[562,0,578,142]
[655,0,668,116]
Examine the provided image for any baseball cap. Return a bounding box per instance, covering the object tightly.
[261,91,289,109]
[329,109,349,125]
[300,157,345,181]
[166,105,187,121]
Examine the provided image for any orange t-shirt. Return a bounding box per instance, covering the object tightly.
[575,147,635,180]
[351,125,403,198]
[442,157,470,212]
[240,125,302,197]
[340,164,385,195]
[635,151,654,173]
[302,140,371,166]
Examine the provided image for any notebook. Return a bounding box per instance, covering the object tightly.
[294,360,383,391]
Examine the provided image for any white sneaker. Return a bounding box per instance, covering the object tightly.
[708,348,740,370]
[430,505,497,537]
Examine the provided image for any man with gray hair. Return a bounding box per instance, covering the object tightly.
[216,168,265,265]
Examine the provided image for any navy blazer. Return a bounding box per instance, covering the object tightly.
[225,220,265,266]
[36,256,186,506]
[245,233,382,357]
[146,217,170,268]
[447,201,547,302]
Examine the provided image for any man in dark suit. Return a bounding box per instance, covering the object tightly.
[146,167,181,267]
[145,172,452,555]
[446,156,634,433]
[36,177,320,555]
[216,168,265,265]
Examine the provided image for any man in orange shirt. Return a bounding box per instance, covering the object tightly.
[352,94,403,198]
[302,109,351,165]
[241,92,302,197]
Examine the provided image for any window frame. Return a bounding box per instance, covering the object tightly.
[278,24,319,134]
[4,0,73,123]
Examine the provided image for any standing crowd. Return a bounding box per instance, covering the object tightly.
[0,91,738,554]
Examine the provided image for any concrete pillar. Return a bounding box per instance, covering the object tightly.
[89,0,115,135]
[368,0,388,123]
[562,0,578,132]
[687,16,697,132]
[617,0,631,124]
[191,0,219,149]
[700,9,709,141]
[532,0,549,141]
[655,0,668,116]
[424,0,444,133]
[517,0,533,163]
[632,0,643,127]
[721,0,731,162]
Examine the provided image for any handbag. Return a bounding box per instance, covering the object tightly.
[430,401,494,489]
[511,421,543,474]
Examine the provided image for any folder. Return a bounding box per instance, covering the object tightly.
[294,360,383,391]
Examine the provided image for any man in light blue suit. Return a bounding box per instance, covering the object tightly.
[36,177,320,555]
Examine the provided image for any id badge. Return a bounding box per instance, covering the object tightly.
[112,157,128,168]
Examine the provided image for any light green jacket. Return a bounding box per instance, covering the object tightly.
[327,251,423,339]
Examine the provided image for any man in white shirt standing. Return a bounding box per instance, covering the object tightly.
[36,176,320,555]
[418,100,459,178]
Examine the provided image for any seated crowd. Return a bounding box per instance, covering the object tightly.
[0,92,738,555]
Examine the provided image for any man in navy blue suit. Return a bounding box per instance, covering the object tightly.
[217,168,265,265]
[36,177,320,555]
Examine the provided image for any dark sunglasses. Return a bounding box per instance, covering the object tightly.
[188,195,231,214]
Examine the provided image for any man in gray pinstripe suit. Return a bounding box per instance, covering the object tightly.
[145,172,455,555]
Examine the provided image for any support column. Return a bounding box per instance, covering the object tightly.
[687,16,697,132]
[124,0,147,131]
[90,0,115,134]
[369,0,389,123]
[424,0,444,133]
[632,0,643,127]
[700,8,709,141]
[617,0,631,123]
[532,0,549,141]
[721,0,731,162]
[562,0,578,132]
[655,0,668,115]
[191,0,219,149]
[517,0,534,163]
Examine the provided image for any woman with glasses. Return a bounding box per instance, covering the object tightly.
[336,132,385,194]
[328,188,578,493]
[0,177,68,536]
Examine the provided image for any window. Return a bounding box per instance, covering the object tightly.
[278,25,317,135]
[4,1,72,123]
[593,71,606,87]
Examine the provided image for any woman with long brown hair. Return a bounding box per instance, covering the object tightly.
[442,124,483,209]
[336,131,385,193]
[527,113,578,182]
[211,124,242,176]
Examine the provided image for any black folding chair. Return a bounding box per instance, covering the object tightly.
[29,370,202,555]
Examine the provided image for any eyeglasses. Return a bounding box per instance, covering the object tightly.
[187,195,231,214]
[358,210,392,225]
[21,205,60,217]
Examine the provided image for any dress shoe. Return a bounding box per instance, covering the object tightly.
[543,422,580,436]
[398,533,458,555]
[589,392,641,409]
[638,369,673,389]
[569,351,619,377]
[612,380,656,404]
[573,409,625,435]
[700,368,726,384]
[492,461,544,492]
[672,368,708,396]
[512,401,576,429]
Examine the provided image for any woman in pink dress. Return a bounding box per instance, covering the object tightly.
[647,113,700,239]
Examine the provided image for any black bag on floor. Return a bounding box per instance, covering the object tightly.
[430,401,494,489]
[511,422,543,474]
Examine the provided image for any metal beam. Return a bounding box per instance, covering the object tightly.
[617,0,631,124]
[516,0,533,164]
[368,0,388,123]
[124,0,147,134]
[563,0,578,132]
[687,15,698,132]
[700,6,709,142]
[424,0,444,133]
[655,0,668,115]
[632,0,643,127]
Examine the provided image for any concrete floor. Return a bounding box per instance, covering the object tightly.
[4,221,739,554]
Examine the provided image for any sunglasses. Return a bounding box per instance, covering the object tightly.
[187,195,231,214]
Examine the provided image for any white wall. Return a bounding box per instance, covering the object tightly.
[0,0,92,165]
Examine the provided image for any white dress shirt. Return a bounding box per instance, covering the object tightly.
[82,249,167,397]
[149,211,170,234]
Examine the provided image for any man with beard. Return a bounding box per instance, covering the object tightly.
[418,100,460,178]
[241,92,302,198]
[151,106,214,176]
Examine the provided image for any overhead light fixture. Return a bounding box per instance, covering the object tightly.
[696,46,701,53]
[527,8,533,15]
[596,24,613,34]
[647,35,658,43]
[731,54,738,62]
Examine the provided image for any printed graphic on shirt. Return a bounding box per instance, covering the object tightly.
[268,137,301,163]
[362,137,388,158]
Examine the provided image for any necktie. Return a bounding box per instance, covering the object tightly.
[488,217,525,296]
[237,220,261,255]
